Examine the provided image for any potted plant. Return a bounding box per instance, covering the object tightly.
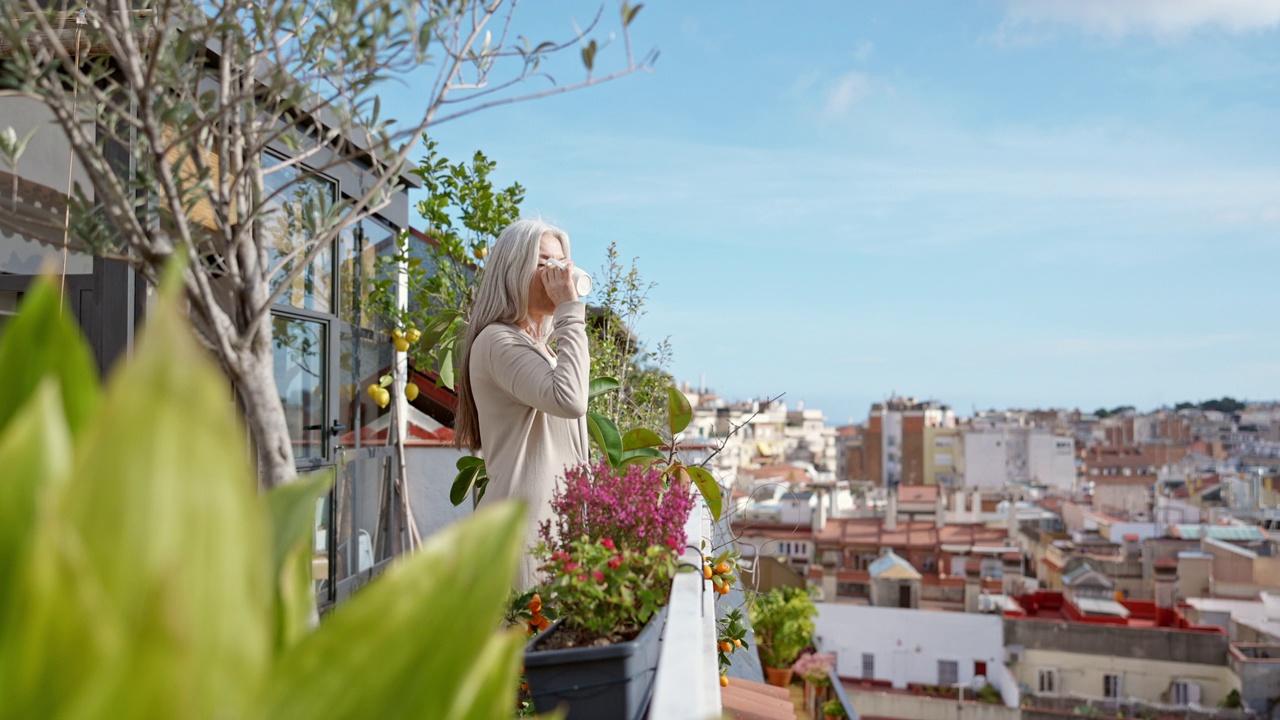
[793,651,835,704]
[523,461,694,719]
[822,698,848,719]
[749,586,817,687]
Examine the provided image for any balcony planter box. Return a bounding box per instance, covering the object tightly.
[524,605,669,720]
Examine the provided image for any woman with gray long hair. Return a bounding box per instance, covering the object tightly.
[454,218,589,589]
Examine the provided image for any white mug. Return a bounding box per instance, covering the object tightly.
[545,257,593,297]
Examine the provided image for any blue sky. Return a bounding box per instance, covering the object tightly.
[390,1,1280,425]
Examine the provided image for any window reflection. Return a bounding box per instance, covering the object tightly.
[272,314,326,462]
[262,155,335,313]
[336,325,392,449]
[337,216,396,327]
[313,493,331,603]
[332,454,397,582]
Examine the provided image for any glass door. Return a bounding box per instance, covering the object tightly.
[272,312,332,465]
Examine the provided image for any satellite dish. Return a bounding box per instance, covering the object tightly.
[971,675,987,691]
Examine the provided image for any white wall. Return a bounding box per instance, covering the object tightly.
[846,690,1021,720]
[0,97,95,273]
[406,446,474,540]
[1028,434,1075,490]
[780,495,814,526]
[964,432,1006,488]
[815,604,1006,691]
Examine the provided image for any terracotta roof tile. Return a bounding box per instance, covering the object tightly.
[721,677,797,720]
[897,484,939,503]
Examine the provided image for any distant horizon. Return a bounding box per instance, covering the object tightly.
[670,385,1279,428]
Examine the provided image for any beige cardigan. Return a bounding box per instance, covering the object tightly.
[470,301,590,589]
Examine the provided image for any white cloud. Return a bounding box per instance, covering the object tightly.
[1001,0,1280,38]
[823,72,871,119]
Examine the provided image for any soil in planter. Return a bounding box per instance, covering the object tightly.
[537,622,643,651]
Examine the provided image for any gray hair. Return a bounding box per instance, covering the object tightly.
[454,218,571,450]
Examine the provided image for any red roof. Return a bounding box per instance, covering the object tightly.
[1005,591,1224,633]
[338,404,456,447]
[721,677,797,720]
[815,518,1006,549]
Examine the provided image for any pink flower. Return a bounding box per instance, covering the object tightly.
[608,556,622,570]
[562,562,579,573]
[592,570,604,582]
[577,574,588,582]
[544,461,695,555]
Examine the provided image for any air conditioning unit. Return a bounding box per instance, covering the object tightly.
[1006,645,1024,664]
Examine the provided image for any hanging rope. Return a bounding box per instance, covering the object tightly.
[58,11,86,312]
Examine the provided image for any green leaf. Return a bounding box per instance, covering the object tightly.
[266,467,334,652]
[0,380,71,627]
[623,2,643,25]
[621,427,663,451]
[588,376,620,399]
[581,39,597,72]
[450,465,480,507]
[667,386,692,436]
[262,502,528,720]
[687,466,722,521]
[455,455,485,471]
[438,348,455,389]
[25,281,272,718]
[0,276,99,438]
[419,310,457,349]
[619,447,665,467]
[586,411,623,468]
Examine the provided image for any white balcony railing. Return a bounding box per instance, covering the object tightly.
[649,495,721,718]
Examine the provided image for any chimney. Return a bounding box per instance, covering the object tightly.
[952,488,963,515]
[824,563,844,597]
[1154,558,1178,626]
[935,488,946,528]
[885,490,898,532]
[812,564,837,602]
[812,488,828,533]
[1006,495,1019,543]
[970,488,982,522]
[1002,551,1023,597]
[964,560,982,613]
[1122,534,1140,560]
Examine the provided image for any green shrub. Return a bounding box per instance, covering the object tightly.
[748,586,817,669]
[0,275,526,719]
[977,682,1002,704]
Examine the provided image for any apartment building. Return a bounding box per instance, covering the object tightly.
[1005,581,1240,711]
[964,428,1076,490]
[860,397,956,487]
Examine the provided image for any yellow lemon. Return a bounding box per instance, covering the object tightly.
[405,382,420,401]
